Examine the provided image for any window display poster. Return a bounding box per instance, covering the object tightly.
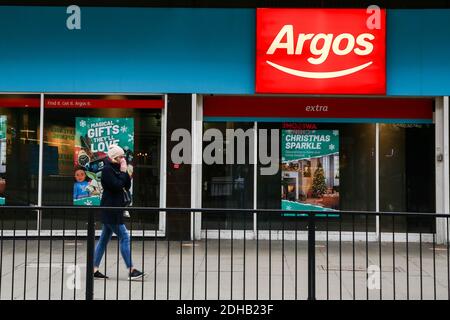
[74,117,134,206]
[45,125,75,175]
[281,129,339,212]
[0,115,6,205]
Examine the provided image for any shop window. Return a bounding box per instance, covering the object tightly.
[202,122,254,230]
[41,95,162,230]
[257,122,376,232]
[203,96,435,234]
[0,95,40,229]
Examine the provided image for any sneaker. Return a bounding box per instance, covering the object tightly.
[94,270,109,280]
[128,269,145,281]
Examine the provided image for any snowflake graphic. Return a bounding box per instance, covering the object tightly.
[128,133,134,143]
[121,125,128,133]
[332,130,339,136]
[79,120,87,128]
[85,200,92,206]
[329,144,335,151]
[286,205,292,210]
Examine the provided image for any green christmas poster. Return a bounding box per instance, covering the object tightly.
[281,129,339,213]
[74,117,134,206]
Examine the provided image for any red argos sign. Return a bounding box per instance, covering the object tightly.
[256,9,386,94]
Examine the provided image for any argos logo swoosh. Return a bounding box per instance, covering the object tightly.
[266,60,373,79]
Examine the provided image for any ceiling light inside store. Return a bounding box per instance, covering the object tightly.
[105,95,126,100]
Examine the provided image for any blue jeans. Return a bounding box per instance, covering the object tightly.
[94,224,133,270]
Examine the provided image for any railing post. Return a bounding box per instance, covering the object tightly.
[85,209,95,300]
[307,211,316,300]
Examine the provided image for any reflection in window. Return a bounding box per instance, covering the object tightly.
[0,95,40,229]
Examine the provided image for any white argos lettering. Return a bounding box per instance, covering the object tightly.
[354,33,375,55]
[332,33,355,56]
[266,27,376,63]
[266,25,294,55]
[265,26,376,78]
[308,33,333,64]
[295,33,314,55]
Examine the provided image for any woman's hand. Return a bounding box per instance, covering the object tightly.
[119,158,128,173]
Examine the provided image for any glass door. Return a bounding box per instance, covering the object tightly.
[379,123,436,233]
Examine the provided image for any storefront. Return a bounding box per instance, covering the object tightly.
[200,96,436,239]
[0,6,449,241]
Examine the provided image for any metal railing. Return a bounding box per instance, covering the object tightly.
[0,206,449,300]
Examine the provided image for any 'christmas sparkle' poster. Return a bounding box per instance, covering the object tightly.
[281,129,339,212]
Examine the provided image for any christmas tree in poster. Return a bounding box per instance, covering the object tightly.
[312,163,327,198]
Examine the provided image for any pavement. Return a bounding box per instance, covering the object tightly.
[0,238,449,300]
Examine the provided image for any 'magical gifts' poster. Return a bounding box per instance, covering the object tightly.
[74,117,134,206]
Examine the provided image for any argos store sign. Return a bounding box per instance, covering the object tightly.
[256,9,386,94]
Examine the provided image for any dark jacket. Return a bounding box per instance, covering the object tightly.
[100,158,131,224]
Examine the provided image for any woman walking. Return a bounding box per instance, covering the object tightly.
[93,144,145,280]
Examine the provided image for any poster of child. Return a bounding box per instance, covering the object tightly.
[73,166,102,204]
[73,166,89,200]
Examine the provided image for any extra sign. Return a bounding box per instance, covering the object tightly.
[256,9,386,94]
